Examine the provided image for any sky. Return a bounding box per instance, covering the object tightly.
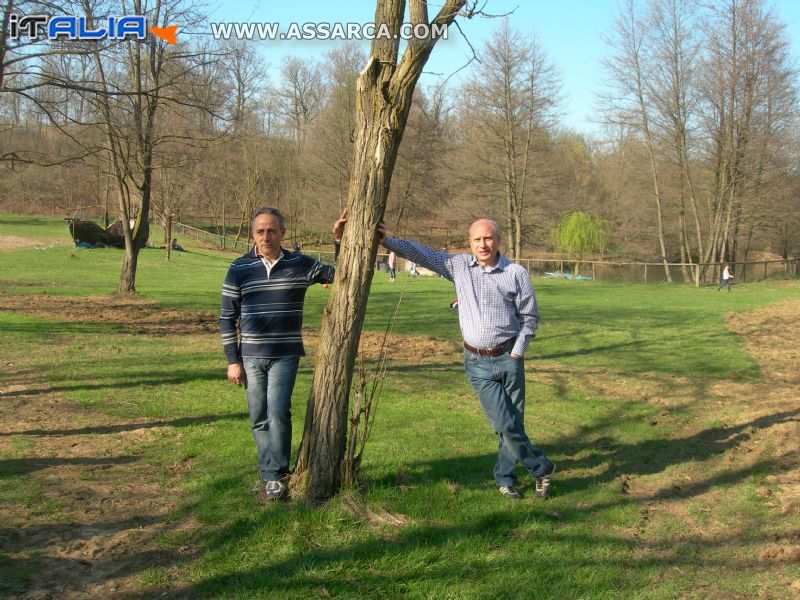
[203,1,800,136]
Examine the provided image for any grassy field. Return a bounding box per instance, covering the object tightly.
[1,213,799,599]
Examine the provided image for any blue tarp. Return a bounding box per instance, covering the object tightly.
[544,271,592,280]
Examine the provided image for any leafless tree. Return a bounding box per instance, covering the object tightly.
[698,0,796,278]
[462,19,562,259]
[290,0,474,502]
[601,0,674,280]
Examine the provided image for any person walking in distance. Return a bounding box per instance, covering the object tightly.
[718,263,733,292]
[388,251,397,282]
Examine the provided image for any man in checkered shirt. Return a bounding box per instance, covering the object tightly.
[381,219,556,500]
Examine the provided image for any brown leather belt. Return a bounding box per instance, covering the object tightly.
[463,339,515,357]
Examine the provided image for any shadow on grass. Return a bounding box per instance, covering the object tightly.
[377,327,753,379]
[0,217,57,227]
[0,515,166,552]
[552,406,800,491]
[363,405,800,505]
[0,412,248,438]
[138,400,800,598]
[4,401,797,598]
[0,455,140,476]
[125,497,798,599]
[0,317,217,338]
[0,368,224,398]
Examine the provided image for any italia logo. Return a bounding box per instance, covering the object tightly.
[7,14,178,44]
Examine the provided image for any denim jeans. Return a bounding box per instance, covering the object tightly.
[463,350,548,486]
[242,356,300,482]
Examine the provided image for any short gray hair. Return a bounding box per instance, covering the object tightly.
[251,207,286,231]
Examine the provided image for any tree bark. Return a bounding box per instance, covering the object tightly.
[291,0,467,502]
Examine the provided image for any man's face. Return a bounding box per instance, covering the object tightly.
[469,220,500,267]
[252,214,285,261]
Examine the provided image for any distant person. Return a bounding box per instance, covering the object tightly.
[221,207,347,502]
[388,251,397,282]
[171,239,184,252]
[718,263,733,292]
[409,261,418,277]
[293,241,303,252]
[380,218,555,500]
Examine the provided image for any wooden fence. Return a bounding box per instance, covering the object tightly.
[172,222,798,284]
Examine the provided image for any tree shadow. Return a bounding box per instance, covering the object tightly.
[0,412,248,438]
[0,368,225,398]
[0,455,140,476]
[126,499,798,599]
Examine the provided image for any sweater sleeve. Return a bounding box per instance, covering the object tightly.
[306,241,339,285]
[220,264,242,364]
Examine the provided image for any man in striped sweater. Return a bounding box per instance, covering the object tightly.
[221,207,346,501]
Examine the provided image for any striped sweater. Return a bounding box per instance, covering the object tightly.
[220,247,335,363]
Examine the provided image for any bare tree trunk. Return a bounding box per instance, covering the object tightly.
[619,0,673,281]
[291,0,467,502]
[119,246,139,292]
[165,210,172,261]
[504,167,515,258]
[678,208,691,282]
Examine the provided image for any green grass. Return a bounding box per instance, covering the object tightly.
[1,214,798,598]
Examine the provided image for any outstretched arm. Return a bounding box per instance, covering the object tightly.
[378,222,454,280]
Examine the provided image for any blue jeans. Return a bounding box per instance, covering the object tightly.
[242,356,300,482]
[463,350,548,487]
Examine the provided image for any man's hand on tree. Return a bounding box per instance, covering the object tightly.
[378,221,388,246]
[333,209,348,242]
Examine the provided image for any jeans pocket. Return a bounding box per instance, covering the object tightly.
[463,350,479,365]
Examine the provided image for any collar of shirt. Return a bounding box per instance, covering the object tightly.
[253,247,284,277]
[468,252,509,272]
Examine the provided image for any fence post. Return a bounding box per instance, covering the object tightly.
[559,260,563,275]
[592,262,596,280]
[644,263,648,284]
[764,261,768,281]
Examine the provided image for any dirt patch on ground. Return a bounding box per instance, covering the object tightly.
[303,328,458,363]
[576,296,800,598]
[723,298,800,516]
[0,234,53,250]
[725,297,800,385]
[0,291,219,336]
[0,375,198,599]
[0,290,457,359]
[0,292,455,597]
[2,288,798,597]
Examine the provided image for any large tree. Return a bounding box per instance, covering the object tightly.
[290,0,473,502]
